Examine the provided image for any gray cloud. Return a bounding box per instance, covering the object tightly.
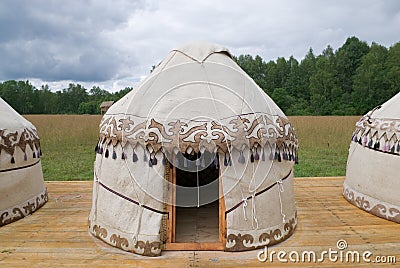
[0,0,399,91]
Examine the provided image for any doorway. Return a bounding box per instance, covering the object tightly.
[164,152,226,250]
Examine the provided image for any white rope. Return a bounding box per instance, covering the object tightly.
[242,198,248,221]
[251,193,259,229]
[277,178,286,223]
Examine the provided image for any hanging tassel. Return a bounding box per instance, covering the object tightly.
[132,149,138,162]
[162,153,167,165]
[269,147,274,160]
[112,150,117,160]
[24,152,27,161]
[374,141,380,150]
[105,148,109,158]
[261,147,266,161]
[352,134,357,142]
[277,152,282,162]
[368,139,373,148]
[95,143,99,153]
[397,142,400,152]
[39,148,42,157]
[33,151,36,158]
[238,151,245,164]
[11,156,15,164]
[250,151,254,163]
[214,153,219,167]
[99,146,103,154]
[362,136,367,147]
[224,154,228,166]
[148,159,153,167]
[121,151,127,160]
[294,152,299,164]
[152,155,158,165]
[228,155,232,166]
[254,148,259,161]
[391,145,396,153]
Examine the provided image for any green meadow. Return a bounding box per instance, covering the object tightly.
[25,115,359,181]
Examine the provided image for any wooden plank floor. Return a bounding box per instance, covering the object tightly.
[1,177,400,267]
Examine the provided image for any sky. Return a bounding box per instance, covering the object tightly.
[0,0,399,92]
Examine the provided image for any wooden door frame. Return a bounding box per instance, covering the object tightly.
[164,162,226,251]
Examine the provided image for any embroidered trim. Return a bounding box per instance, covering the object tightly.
[0,187,48,227]
[343,182,400,223]
[97,114,298,156]
[0,127,41,164]
[225,211,297,251]
[352,115,400,156]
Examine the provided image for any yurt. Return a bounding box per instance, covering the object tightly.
[0,97,47,227]
[343,92,400,223]
[89,42,298,256]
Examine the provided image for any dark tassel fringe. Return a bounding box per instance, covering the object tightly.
[99,146,103,154]
[132,150,138,162]
[148,159,153,167]
[152,155,158,165]
[238,151,245,164]
[368,139,373,148]
[121,151,127,160]
[162,154,167,165]
[250,152,254,163]
[261,148,266,161]
[95,143,99,153]
[33,151,36,158]
[112,150,117,160]
[105,149,109,158]
[11,156,15,164]
[254,149,259,161]
[224,154,228,166]
[24,153,27,161]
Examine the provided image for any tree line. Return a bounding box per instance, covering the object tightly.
[0,36,399,115]
[0,81,131,114]
[235,36,400,115]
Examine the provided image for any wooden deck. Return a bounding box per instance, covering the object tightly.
[1,177,399,267]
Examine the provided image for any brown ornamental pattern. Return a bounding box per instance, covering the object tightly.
[0,127,41,157]
[97,114,298,155]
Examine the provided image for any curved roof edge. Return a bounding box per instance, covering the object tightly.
[172,41,233,62]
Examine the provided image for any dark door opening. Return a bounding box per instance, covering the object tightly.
[174,152,220,243]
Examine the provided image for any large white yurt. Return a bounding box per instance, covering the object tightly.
[0,97,47,227]
[343,92,400,223]
[89,42,298,256]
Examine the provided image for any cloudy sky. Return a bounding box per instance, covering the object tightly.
[1,0,399,92]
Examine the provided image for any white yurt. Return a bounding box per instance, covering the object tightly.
[0,97,47,227]
[344,92,400,223]
[89,42,298,256]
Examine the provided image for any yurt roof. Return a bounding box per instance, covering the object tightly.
[99,42,298,155]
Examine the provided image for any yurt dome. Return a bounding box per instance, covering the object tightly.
[89,42,298,256]
[0,97,47,227]
[344,92,400,223]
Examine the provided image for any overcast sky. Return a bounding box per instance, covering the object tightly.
[0,0,399,92]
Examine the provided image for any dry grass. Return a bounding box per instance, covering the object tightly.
[23,115,360,180]
[289,116,360,177]
[24,115,102,181]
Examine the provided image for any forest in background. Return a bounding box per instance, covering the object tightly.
[0,36,399,115]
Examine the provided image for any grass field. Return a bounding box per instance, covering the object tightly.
[25,115,360,181]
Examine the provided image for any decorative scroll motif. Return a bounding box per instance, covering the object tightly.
[351,115,400,156]
[0,188,48,227]
[225,212,297,252]
[96,114,298,162]
[343,183,400,223]
[0,127,41,164]
[89,220,162,257]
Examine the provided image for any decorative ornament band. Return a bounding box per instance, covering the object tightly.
[352,115,400,156]
[97,114,298,155]
[0,127,41,163]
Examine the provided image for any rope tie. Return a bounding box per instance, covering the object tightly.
[277,179,286,223]
[242,198,248,221]
[251,193,259,229]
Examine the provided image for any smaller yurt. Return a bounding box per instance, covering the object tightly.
[0,97,47,227]
[89,42,298,256]
[343,92,400,223]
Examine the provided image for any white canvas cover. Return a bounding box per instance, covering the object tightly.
[0,97,47,227]
[343,92,400,223]
[89,42,298,256]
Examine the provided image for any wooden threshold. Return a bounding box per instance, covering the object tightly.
[163,242,224,251]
